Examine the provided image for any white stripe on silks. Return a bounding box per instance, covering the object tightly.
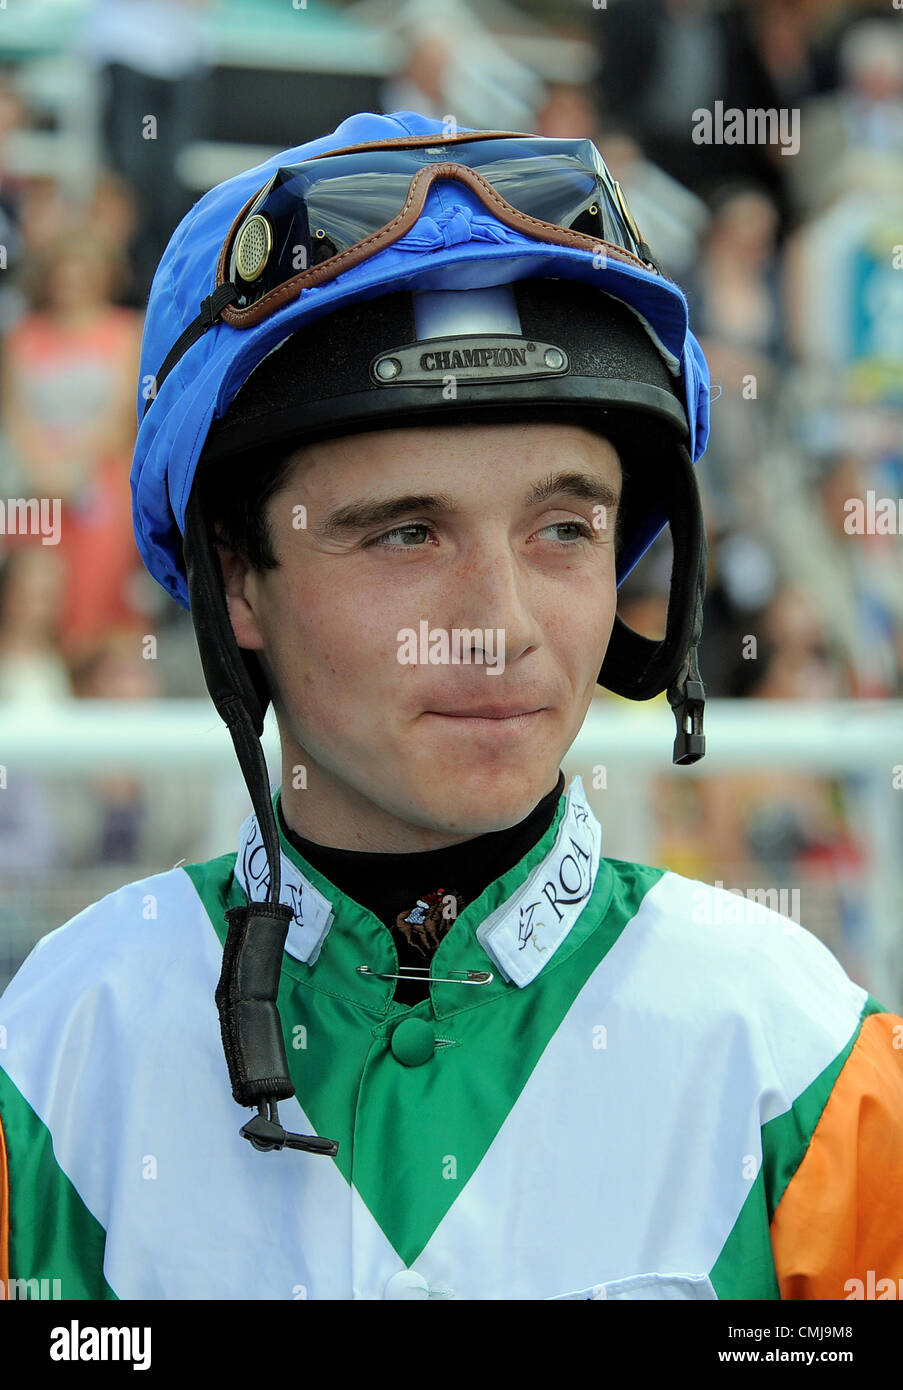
[415,869,867,1298]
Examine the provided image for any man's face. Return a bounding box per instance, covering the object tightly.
[220,420,622,850]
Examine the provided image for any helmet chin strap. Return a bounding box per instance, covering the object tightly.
[599,440,707,764]
[183,485,339,1156]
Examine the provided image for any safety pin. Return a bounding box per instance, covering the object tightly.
[357,964,493,986]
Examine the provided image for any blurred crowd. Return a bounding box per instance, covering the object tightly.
[0,0,900,990]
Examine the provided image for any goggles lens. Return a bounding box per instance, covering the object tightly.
[227,136,655,308]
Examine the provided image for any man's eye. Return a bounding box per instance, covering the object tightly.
[537,521,595,543]
[366,520,596,549]
[367,523,433,549]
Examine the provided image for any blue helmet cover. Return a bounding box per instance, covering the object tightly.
[132,110,711,612]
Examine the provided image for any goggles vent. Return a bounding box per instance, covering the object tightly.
[233,213,274,284]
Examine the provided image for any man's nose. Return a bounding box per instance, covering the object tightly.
[445,541,544,665]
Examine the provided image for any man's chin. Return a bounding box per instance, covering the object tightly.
[405,762,562,838]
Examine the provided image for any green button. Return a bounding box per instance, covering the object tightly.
[390,1017,436,1067]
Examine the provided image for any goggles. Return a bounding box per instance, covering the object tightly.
[146,131,660,410]
[224,132,661,320]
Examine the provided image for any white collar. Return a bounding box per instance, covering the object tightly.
[475,775,602,986]
[234,776,602,985]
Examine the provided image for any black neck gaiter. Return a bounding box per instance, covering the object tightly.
[278,771,566,1006]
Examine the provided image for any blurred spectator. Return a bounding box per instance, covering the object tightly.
[782,181,903,397]
[536,83,599,139]
[0,545,72,702]
[698,524,778,696]
[688,183,785,368]
[15,176,73,257]
[683,182,785,529]
[591,0,803,221]
[87,170,142,309]
[0,72,27,222]
[789,17,903,218]
[69,626,162,702]
[381,31,451,122]
[0,229,147,668]
[652,761,867,980]
[745,584,848,700]
[78,0,214,303]
[376,0,542,130]
[766,447,903,697]
[70,626,163,863]
[0,72,29,333]
[748,0,819,109]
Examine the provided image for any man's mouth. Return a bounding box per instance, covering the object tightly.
[424,705,548,728]
[427,700,548,718]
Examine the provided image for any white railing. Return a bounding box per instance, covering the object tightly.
[2,697,899,769]
[1,699,901,1009]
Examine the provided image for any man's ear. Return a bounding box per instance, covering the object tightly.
[215,532,266,652]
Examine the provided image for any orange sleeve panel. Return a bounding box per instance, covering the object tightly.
[0,1107,9,1289]
[770,1010,903,1299]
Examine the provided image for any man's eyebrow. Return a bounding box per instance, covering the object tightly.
[318,493,457,539]
[525,471,621,514]
[316,471,620,539]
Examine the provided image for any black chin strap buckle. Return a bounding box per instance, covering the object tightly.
[668,649,706,766]
[241,1107,339,1157]
[215,899,340,1158]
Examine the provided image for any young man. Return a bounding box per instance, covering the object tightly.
[1,111,901,1302]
